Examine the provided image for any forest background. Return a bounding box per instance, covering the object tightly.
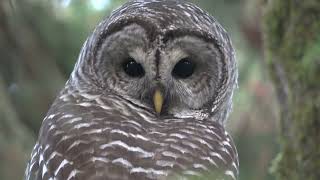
[0,0,281,179]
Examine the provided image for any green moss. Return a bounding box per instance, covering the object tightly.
[263,0,320,179]
[300,38,320,85]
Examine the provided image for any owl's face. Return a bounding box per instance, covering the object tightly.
[71,0,237,122]
[93,23,224,118]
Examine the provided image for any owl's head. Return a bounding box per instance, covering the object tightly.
[70,0,237,124]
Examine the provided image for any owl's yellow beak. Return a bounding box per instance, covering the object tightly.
[153,89,164,114]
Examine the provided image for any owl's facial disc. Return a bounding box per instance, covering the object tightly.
[158,35,223,117]
[95,23,223,117]
[96,24,167,115]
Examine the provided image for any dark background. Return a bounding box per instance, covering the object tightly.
[0,0,278,179]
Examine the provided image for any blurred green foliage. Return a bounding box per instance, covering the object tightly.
[0,0,278,179]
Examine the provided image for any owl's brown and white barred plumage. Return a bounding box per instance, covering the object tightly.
[25,0,239,179]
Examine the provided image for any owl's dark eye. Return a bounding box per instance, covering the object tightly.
[122,58,145,78]
[172,58,195,79]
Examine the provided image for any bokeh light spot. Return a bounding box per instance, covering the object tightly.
[90,0,111,11]
[60,0,71,8]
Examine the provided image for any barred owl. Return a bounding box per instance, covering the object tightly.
[25,0,239,179]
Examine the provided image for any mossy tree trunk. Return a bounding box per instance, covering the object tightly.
[263,0,320,179]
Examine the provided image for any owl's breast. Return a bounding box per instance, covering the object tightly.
[29,91,238,180]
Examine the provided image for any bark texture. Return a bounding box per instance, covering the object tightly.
[263,0,320,179]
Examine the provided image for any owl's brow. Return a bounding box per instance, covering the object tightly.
[93,18,159,56]
[162,29,221,48]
